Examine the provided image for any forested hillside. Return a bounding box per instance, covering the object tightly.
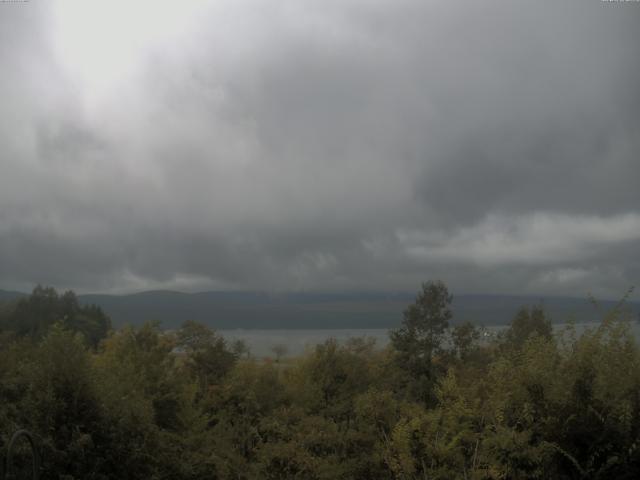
[76,291,640,328]
[3,288,637,329]
[1,283,639,479]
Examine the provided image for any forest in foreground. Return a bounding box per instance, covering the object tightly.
[0,283,639,480]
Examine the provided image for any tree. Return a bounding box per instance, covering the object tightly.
[176,320,238,392]
[232,339,251,359]
[0,286,111,347]
[271,344,288,363]
[390,280,453,403]
[503,305,552,350]
[22,324,105,479]
[451,321,481,361]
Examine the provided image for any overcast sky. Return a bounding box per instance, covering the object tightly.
[1,0,639,298]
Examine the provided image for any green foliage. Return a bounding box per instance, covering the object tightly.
[176,320,239,394]
[502,305,553,351]
[390,280,453,404]
[0,286,111,347]
[1,282,639,479]
[451,321,481,361]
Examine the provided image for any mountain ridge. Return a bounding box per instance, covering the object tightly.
[1,288,638,329]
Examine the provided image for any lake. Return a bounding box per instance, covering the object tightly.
[220,321,640,358]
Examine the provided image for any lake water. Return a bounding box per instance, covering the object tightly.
[219,328,391,358]
[220,321,640,358]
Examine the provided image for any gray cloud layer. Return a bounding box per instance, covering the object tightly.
[1,0,639,297]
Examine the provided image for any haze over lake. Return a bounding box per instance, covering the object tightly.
[221,321,640,358]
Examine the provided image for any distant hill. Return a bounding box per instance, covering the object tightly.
[78,290,640,329]
[0,289,26,303]
[77,291,415,329]
[2,288,638,329]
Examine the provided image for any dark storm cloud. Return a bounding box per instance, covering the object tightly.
[0,0,639,297]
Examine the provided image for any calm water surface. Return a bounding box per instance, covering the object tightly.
[220,322,640,358]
